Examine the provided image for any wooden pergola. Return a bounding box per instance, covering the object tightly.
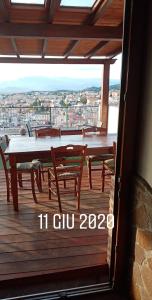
[0,0,124,132]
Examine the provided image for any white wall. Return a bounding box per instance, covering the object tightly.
[137,3,152,187]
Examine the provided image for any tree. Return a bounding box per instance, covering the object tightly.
[60,99,66,107]
[80,95,87,105]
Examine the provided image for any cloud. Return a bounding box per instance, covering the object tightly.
[0,55,122,82]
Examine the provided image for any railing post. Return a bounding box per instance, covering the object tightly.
[100,62,110,134]
[49,107,52,126]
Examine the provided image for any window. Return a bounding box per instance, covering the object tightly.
[11,0,44,5]
[60,0,96,8]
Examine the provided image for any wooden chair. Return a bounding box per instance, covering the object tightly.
[82,126,106,137]
[82,127,115,190]
[35,127,61,181]
[48,144,87,212]
[35,127,61,138]
[26,121,52,137]
[0,135,42,204]
[101,142,116,192]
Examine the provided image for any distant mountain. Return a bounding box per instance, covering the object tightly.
[110,84,120,90]
[82,86,100,92]
[0,76,120,94]
[82,83,120,92]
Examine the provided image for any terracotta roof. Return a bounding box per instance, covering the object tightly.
[0,0,124,64]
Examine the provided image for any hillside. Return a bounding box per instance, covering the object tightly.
[0,76,120,94]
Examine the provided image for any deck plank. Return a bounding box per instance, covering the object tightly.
[0,167,112,282]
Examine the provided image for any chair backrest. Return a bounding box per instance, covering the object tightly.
[112,141,116,173]
[82,126,106,136]
[103,141,117,174]
[26,121,33,137]
[0,136,9,173]
[50,144,87,178]
[4,135,10,146]
[98,142,116,155]
[0,135,9,150]
[35,127,61,137]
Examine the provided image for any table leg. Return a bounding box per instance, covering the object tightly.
[9,155,18,211]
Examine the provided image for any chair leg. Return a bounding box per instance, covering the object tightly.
[6,172,10,202]
[74,178,77,196]
[7,184,10,202]
[48,171,51,200]
[36,169,42,192]
[31,171,38,203]
[56,180,62,213]
[77,177,81,212]
[18,173,23,188]
[63,180,66,188]
[39,167,43,192]
[88,159,92,189]
[102,162,105,192]
[41,165,45,181]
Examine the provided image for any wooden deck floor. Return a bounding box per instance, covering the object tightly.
[0,167,111,283]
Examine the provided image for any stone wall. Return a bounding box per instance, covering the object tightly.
[107,175,115,267]
[130,175,152,300]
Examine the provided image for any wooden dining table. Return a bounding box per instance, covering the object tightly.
[5,134,117,211]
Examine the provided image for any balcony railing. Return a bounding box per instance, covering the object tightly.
[0,105,100,135]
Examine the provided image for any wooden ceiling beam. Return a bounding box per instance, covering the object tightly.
[0,23,122,40]
[0,57,116,64]
[85,40,108,58]
[11,38,20,58]
[58,0,114,57]
[63,40,79,58]
[0,0,9,22]
[42,38,48,58]
[85,20,123,58]
[86,0,113,25]
[48,0,61,22]
[84,22,123,58]
[42,1,61,59]
[108,46,122,58]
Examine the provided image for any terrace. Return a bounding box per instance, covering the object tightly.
[0,0,123,298]
[0,167,112,298]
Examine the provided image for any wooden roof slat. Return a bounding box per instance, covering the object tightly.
[95,0,124,26]
[46,39,70,55]
[62,0,119,58]
[85,0,113,25]
[85,40,108,58]
[0,23,122,40]
[84,22,122,58]
[0,57,116,64]
[41,1,61,60]
[11,37,20,58]
[0,38,15,55]
[42,38,48,58]
[63,11,88,58]
[0,0,124,60]
[70,39,100,57]
[48,0,61,23]
[0,0,9,22]
[108,46,122,58]
[96,40,121,56]
[15,38,43,55]
[53,10,88,25]
[64,40,79,58]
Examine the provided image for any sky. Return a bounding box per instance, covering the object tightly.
[0,54,122,83]
[11,0,44,4]
[11,0,96,6]
[61,0,95,7]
